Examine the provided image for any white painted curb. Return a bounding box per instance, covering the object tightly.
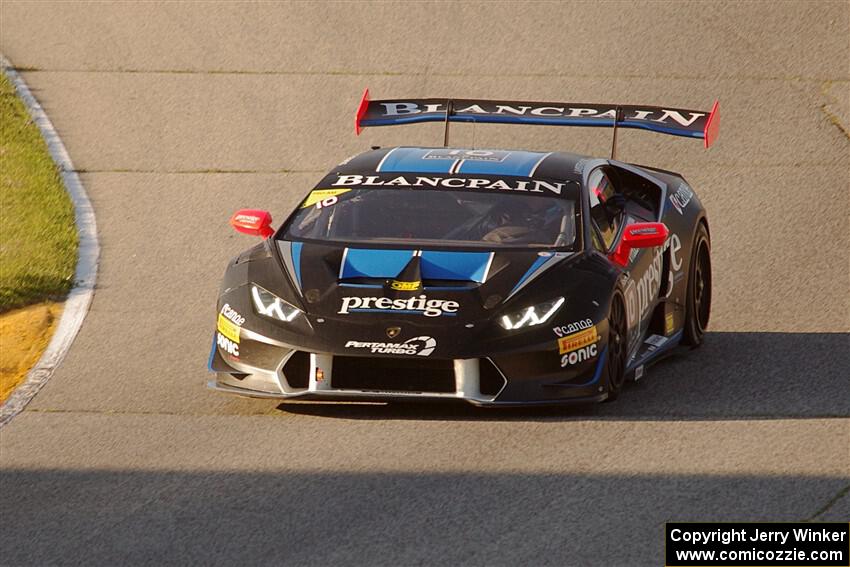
[0,55,100,427]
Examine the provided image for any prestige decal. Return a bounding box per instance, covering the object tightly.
[339,295,459,317]
[345,336,436,356]
[625,248,664,330]
[669,233,683,272]
[332,174,565,195]
[561,344,598,367]
[552,318,593,338]
[380,102,707,128]
[669,183,694,215]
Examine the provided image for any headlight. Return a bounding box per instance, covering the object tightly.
[499,297,564,330]
[251,284,302,322]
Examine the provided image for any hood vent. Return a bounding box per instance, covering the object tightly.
[339,248,494,289]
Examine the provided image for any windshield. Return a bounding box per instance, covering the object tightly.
[282,188,578,249]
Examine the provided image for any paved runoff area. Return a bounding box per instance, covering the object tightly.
[1,2,848,565]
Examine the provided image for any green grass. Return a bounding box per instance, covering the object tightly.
[0,73,77,313]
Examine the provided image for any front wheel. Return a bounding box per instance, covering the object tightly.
[604,292,628,401]
[683,223,712,346]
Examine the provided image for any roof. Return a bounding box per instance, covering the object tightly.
[332,146,589,182]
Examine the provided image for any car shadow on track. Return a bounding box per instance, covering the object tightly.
[2,468,847,565]
[276,332,850,422]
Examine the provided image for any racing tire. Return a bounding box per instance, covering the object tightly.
[683,223,712,346]
[604,291,628,402]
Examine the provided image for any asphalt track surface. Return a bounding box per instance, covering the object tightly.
[1,2,848,565]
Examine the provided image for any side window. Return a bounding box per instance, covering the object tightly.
[613,167,663,221]
[587,168,621,250]
[590,226,606,252]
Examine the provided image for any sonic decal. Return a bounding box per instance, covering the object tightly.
[561,345,598,368]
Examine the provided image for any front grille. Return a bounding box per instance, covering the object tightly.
[331,356,456,393]
[282,351,310,389]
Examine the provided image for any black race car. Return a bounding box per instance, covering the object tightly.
[208,93,719,405]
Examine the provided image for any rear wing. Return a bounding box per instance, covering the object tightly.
[354,89,720,149]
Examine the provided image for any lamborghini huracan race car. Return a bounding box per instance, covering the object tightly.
[208,93,719,405]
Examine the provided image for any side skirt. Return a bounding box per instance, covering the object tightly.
[626,330,683,381]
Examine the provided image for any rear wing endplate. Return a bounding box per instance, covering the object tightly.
[355,89,720,149]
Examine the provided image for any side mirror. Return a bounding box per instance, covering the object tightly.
[230,209,274,238]
[610,222,669,267]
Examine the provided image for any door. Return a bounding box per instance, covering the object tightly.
[588,166,664,358]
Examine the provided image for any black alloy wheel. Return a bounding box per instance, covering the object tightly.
[683,224,712,346]
[605,292,628,401]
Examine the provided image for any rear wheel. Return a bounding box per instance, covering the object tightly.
[604,292,628,401]
[683,224,712,346]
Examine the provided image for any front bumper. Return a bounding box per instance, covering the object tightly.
[209,326,506,404]
[209,353,508,405]
[207,326,609,406]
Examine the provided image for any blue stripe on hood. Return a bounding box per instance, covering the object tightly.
[340,248,492,282]
[419,251,491,283]
[340,248,414,279]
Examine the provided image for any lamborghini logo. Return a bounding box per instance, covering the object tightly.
[386,327,401,339]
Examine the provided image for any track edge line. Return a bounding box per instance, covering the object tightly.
[0,55,100,428]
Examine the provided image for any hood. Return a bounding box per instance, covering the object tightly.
[277,240,574,323]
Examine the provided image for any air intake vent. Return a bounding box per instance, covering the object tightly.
[479,359,506,396]
[282,351,310,389]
